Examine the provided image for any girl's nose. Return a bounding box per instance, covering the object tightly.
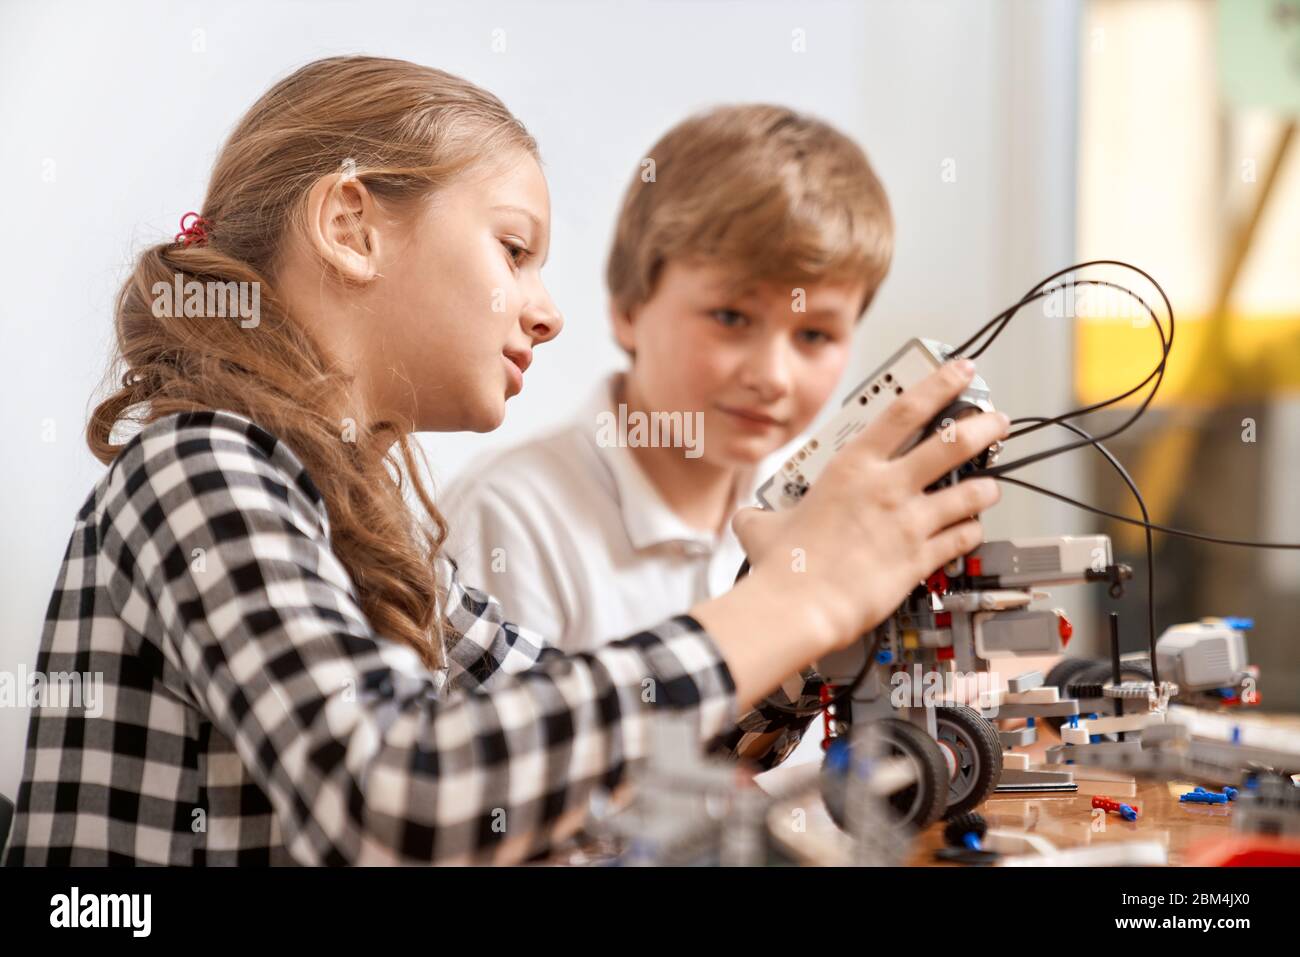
[523,291,563,344]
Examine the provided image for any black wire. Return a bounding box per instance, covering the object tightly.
[947,262,1299,571]
[955,277,1164,365]
[1002,281,1166,441]
[950,259,1173,360]
[991,475,1300,550]
[956,266,1174,477]
[1015,416,1157,666]
[946,259,1172,681]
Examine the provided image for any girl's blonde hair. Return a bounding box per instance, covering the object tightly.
[89,55,538,670]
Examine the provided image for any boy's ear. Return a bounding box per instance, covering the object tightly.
[305,173,383,284]
[609,302,637,357]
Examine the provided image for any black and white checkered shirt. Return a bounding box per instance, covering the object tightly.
[4,410,815,865]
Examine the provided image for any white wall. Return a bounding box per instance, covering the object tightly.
[0,0,1083,799]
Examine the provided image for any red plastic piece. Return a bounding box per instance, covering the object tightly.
[935,612,952,629]
[1057,612,1073,646]
[819,684,835,751]
[926,571,949,594]
[1091,795,1139,816]
[936,647,955,661]
[966,556,982,576]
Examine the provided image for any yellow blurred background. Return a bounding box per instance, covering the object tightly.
[1074,0,1299,706]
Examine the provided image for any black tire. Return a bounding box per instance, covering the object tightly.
[935,706,1004,817]
[820,718,949,831]
[1042,658,1100,733]
[1046,656,1099,694]
[1045,656,1142,734]
[1071,660,1154,741]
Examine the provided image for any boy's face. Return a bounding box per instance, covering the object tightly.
[613,260,866,467]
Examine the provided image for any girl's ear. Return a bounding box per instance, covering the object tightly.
[305,173,383,283]
[609,302,637,357]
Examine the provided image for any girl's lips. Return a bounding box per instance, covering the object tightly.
[503,353,524,395]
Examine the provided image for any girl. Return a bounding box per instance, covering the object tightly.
[4,55,1006,865]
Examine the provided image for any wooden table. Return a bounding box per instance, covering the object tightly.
[906,713,1300,866]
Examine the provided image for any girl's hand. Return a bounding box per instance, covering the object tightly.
[733,359,1008,653]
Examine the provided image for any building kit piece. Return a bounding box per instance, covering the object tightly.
[607,712,771,866]
[1049,705,1300,792]
[1180,789,1229,805]
[1092,795,1140,821]
[1043,617,1260,737]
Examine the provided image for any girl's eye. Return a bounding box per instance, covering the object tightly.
[502,239,529,267]
[710,309,748,328]
[797,329,833,345]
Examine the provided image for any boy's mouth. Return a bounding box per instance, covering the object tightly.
[715,403,786,428]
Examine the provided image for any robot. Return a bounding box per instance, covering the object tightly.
[752,338,1134,829]
[815,534,1131,828]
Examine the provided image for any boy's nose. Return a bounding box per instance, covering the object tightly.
[741,338,793,401]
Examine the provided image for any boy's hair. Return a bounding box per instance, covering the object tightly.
[606,104,894,318]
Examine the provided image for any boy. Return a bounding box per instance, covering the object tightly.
[441,104,893,763]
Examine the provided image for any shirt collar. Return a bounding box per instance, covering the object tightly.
[579,372,786,551]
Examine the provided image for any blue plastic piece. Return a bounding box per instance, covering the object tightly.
[1192,785,1239,801]
[1231,726,1242,745]
[962,833,982,851]
[825,739,851,774]
[1180,790,1229,805]
[1119,803,1138,822]
[875,649,893,665]
[1026,717,1036,728]
[1222,617,1254,631]
[1090,734,1102,744]
[1069,715,1079,729]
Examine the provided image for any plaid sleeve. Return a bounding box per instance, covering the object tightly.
[442,560,823,771]
[439,555,557,691]
[711,669,823,771]
[98,411,739,865]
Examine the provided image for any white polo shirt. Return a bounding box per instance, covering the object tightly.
[440,372,789,653]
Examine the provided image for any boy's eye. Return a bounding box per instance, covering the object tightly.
[797,329,833,345]
[710,309,748,328]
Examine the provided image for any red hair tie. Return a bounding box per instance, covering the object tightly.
[175,211,211,246]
